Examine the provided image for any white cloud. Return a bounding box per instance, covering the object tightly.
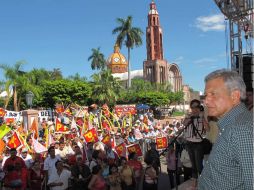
[171,56,184,64]
[193,58,217,64]
[193,58,219,68]
[195,14,225,32]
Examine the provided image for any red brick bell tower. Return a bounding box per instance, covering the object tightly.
[143,0,168,84]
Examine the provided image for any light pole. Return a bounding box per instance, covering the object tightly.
[25,91,34,109]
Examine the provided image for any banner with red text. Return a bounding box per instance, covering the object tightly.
[156,136,168,149]
[127,143,142,157]
[7,132,22,149]
[55,118,69,133]
[114,105,136,115]
[115,143,126,157]
[101,134,111,145]
[83,128,98,143]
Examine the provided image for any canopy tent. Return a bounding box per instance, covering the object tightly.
[136,104,150,110]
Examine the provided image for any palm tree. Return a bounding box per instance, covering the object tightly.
[91,69,121,105]
[112,16,143,88]
[0,61,30,111]
[88,47,106,70]
[50,68,63,80]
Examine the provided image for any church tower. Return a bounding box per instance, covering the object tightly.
[143,1,182,91]
[143,0,168,84]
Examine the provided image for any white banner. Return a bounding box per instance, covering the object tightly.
[38,110,53,122]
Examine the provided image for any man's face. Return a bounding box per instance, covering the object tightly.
[21,152,27,158]
[49,148,55,157]
[204,77,236,118]
[59,143,65,150]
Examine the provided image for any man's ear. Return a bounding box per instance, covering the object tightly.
[231,90,241,104]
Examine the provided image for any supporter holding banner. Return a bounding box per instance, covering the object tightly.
[127,143,142,157]
[101,134,111,145]
[115,143,126,157]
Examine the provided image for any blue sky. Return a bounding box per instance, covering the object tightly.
[0,0,229,92]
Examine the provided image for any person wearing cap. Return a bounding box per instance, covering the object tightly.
[115,133,124,146]
[20,148,33,169]
[97,130,103,141]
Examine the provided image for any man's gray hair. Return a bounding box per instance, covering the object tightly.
[205,69,246,100]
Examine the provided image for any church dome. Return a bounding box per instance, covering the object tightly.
[107,44,128,74]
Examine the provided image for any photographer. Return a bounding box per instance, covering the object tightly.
[183,99,208,190]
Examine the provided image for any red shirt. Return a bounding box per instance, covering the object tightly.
[127,160,142,171]
[3,156,26,172]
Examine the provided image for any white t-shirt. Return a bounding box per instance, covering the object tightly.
[47,169,71,190]
[43,155,61,178]
[55,148,68,159]
[20,154,33,168]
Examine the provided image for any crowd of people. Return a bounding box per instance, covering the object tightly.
[0,69,253,190]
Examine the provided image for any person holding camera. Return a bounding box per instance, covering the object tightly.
[183,99,208,190]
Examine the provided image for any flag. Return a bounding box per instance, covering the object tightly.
[0,139,5,154]
[5,118,14,124]
[55,118,69,133]
[32,137,47,153]
[64,108,72,116]
[156,137,168,149]
[0,108,6,117]
[30,118,38,139]
[55,104,64,113]
[83,128,98,143]
[127,143,142,157]
[0,124,11,139]
[71,118,78,130]
[48,132,55,147]
[7,132,22,149]
[115,143,126,157]
[111,136,116,148]
[101,134,111,145]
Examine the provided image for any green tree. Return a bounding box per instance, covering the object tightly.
[112,16,143,88]
[26,68,52,85]
[0,61,34,111]
[88,47,106,70]
[67,73,87,82]
[174,91,184,104]
[136,91,169,107]
[91,69,121,106]
[39,79,92,108]
[129,78,153,92]
[50,68,63,80]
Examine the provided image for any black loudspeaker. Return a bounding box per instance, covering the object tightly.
[235,54,253,90]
